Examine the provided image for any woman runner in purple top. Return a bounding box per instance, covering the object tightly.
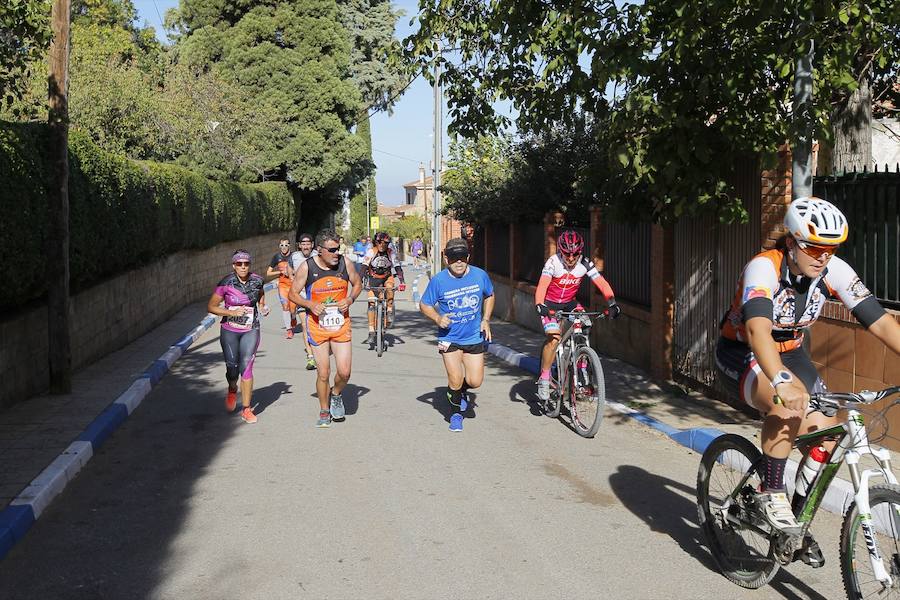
[206,250,269,423]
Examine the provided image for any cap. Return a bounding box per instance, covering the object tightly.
[444,238,469,254]
[298,233,314,243]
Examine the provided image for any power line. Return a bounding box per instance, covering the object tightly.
[372,147,421,163]
[361,71,422,121]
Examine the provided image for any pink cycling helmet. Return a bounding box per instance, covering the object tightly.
[557,229,584,255]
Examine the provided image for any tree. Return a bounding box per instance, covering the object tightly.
[408,1,900,223]
[0,0,52,115]
[339,0,405,237]
[174,0,368,198]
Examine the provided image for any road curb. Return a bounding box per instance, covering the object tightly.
[486,341,857,517]
[411,269,429,304]
[0,282,275,560]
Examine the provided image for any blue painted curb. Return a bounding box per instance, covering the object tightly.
[0,505,35,557]
[76,404,129,449]
[411,271,428,304]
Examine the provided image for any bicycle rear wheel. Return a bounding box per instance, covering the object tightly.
[840,483,900,599]
[697,434,779,588]
[568,347,605,438]
[376,302,384,357]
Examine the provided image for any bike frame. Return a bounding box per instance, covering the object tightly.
[366,285,393,352]
[792,409,899,584]
[550,313,595,407]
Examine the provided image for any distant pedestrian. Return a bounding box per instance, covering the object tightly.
[290,233,318,371]
[207,250,270,424]
[418,238,494,432]
[411,235,424,269]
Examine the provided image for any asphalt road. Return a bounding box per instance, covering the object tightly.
[0,293,847,600]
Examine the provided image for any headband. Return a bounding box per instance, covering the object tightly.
[232,251,251,263]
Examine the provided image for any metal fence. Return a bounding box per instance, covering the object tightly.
[470,227,485,269]
[603,222,652,308]
[813,165,900,309]
[515,222,546,284]
[485,222,510,277]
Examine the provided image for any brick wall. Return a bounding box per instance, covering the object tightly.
[0,231,292,409]
[761,147,792,249]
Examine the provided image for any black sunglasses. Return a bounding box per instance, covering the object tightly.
[320,245,340,253]
[446,252,469,263]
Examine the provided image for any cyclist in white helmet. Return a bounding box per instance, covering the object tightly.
[716,197,900,559]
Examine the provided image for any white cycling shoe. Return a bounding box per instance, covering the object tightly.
[536,379,551,402]
[755,490,802,536]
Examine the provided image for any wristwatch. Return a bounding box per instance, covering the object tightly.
[771,370,794,388]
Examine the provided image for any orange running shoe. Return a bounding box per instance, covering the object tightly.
[241,406,257,424]
[285,329,294,339]
[225,390,237,412]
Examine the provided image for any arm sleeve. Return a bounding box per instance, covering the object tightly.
[826,257,886,328]
[269,255,279,269]
[584,259,614,301]
[738,256,779,323]
[535,275,551,305]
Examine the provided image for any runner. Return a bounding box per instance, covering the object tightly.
[206,250,270,424]
[419,238,495,432]
[362,231,406,347]
[290,233,318,370]
[266,238,296,339]
[534,229,620,403]
[289,229,363,428]
[716,197,900,540]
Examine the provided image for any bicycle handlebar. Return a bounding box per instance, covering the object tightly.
[774,386,900,410]
[548,310,608,320]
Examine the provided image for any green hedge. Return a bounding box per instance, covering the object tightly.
[1,121,295,312]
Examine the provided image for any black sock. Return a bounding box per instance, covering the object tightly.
[763,455,787,491]
[447,387,462,413]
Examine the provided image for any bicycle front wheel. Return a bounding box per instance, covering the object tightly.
[697,434,779,588]
[840,483,900,600]
[568,347,605,438]
[376,302,384,358]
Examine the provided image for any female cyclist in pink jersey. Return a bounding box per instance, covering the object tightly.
[534,230,620,402]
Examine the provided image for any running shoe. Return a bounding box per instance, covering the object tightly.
[459,392,468,413]
[536,379,551,402]
[449,413,463,432]
[364,331,376,346]
[305,354,316,370]
[754,490,801,536]
[316,410,332,428]
[225,390,237,412]
[330,394,345,420]
[240,406,257,424]
[285,329,294,340]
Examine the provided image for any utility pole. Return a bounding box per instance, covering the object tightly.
[365,179,370,238]
[48,0,72,393]
[792,21,814,199]
[431,39,443,274]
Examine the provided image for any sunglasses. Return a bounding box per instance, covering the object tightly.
[446,253,469,263]
[233,261,250,267]
[320,246,341,254]
[279,244,290,248]
[561,251,581,258]
[796,240,839,260]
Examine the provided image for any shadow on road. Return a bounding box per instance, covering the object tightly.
[416,386,479,424]
[251,380,292,415]
[609,465,828,600]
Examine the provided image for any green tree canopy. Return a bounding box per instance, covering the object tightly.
[174,0,368,196]
[0,0,51,113]
[409,1,900,223]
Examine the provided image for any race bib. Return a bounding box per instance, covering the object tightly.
[227,305,254,330]
[320,306,345,331]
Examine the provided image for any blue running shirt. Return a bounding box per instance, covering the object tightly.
[420,266,494,345]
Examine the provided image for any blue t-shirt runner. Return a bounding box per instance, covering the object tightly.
[420,264,494,350]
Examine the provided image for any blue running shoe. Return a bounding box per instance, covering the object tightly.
[449,413,463,432]
[459,392,468,413]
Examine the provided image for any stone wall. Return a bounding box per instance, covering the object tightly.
[1,231,291,409]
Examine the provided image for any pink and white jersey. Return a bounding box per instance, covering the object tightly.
[537,254,611,304]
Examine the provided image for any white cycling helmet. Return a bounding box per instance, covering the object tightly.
[784,196,848,246]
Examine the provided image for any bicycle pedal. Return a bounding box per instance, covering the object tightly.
[793,537,825,569]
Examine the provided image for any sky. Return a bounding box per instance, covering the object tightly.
[131,0,509,207]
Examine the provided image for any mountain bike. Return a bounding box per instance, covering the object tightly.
[697,386,900,598]
[365,284,393,357]
[542,310,607,438]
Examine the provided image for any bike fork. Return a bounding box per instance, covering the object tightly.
[848,457,895,585]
